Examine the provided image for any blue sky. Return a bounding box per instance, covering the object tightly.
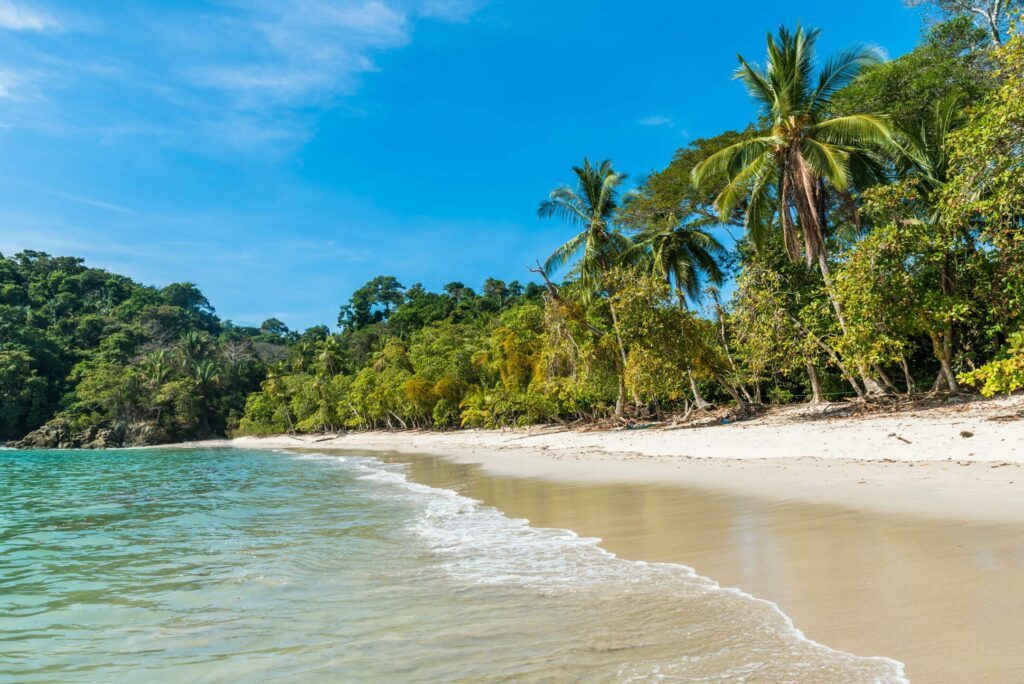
[0,0,923,330]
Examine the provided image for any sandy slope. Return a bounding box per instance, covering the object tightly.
[176,395,1024,524]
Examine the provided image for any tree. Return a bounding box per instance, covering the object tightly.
[338,276,406,330]
[944,22,1024,385]
[906,0,1020,45]
[634,223,726,303]
[830,17,992,129]
[692,24,896,394]
[538,158,636,417]
[260,318,290,338]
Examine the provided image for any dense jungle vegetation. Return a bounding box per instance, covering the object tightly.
[5,8,1024,446]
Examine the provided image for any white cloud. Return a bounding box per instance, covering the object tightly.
[637,115,673,127]
[0,1,485,152]
[415,0,482,21]
[0,0,60,32]
[196,0,416,106]
[0,66,38,100]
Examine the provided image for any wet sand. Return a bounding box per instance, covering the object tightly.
[381,452,1024,683]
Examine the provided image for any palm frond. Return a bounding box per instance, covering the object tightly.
[811,44,885,113]
[813,114,894,148]
[542,230,588,277]
[691,136,782,189]
[735,56,776,113]
[537,187,589,227]
[801,139,851,190]
[713,149,776,219]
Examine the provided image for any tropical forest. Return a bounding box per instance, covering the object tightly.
[4,8,1024,447]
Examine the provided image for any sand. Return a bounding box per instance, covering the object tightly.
[178,394,1024,682]
[217,395,1024,524]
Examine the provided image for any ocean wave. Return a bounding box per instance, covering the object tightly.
[294,451,908,683]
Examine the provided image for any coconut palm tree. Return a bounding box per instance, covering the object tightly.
[897,94,966,204]
[538,158,635,417]
[634,221,727,303]
[631,221,728,408]
[692,24,895,394]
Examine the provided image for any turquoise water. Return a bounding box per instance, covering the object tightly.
[0,448,906,682]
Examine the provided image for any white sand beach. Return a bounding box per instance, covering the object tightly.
[203,395,1024,524]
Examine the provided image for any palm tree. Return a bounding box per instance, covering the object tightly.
[176,330,210,367]
[538,158,635,417]
[692,24,895,394]
[140,350,171,388]
[634,221,727,303]
[897,95,965,206]
[632,220,728,409]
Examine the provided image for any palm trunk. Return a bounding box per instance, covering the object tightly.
[790,155,888,397]
[785,310,865,400]
[603,270,639,416]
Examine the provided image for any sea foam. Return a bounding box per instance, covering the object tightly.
[295,451,909,683]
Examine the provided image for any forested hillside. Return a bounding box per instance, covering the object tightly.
[5,13,1023,446]
[1,252,289,447]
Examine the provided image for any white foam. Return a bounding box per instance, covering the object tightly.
[293,450,908,683]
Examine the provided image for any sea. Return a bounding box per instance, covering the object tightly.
[0,447,906,682]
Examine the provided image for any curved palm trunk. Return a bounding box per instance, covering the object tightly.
[789,152,889,397]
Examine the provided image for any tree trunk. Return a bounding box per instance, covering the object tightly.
[873,364,900,393]
[614,375,627,419]
[928,330,959,394]
[606,295,639,415]
[899,355,914,397]
[806,362,825,404]
[941,328,960,394]
[815,250,890,396]
[785,310,865,400]
[713,372,750,417]
[688,371,713,410]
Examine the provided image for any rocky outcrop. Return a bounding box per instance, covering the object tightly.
[9,420,168,449]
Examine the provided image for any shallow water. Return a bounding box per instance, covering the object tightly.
[0,448,905,682]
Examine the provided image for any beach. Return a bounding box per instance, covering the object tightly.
[206,394,1024,682]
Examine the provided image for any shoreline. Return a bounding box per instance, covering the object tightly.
[168,397,1024,682]
[186,394,1024,524]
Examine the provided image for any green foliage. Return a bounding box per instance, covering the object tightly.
[831,17,992,128]
[0,251,284,445]
[943,21,1024,329]
[9,20,1024,445]
[960,331,1024,395]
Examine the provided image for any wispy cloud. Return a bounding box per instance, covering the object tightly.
[0,66,37,99]
[416,0,482,21]
[0,1,485,152]
[0,0,60,32]
[637,115,673,127]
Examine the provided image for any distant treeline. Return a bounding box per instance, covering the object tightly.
[4,13,1024,445]
[1,251,291,447]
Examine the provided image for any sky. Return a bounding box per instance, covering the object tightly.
[0,0,925,330]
